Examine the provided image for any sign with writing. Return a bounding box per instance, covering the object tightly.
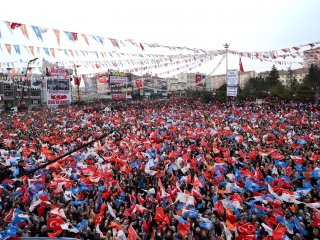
[227,86,238,97]
[46,77,71,107]
[108,71,132,100]
[227,70,239,87]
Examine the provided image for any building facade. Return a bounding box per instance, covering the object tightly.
[303,47,320,68]
[0,74,42,110]
[206,71,256,90]
[258,68,308,87]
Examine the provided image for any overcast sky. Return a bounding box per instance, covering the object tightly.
[1,0,320,75]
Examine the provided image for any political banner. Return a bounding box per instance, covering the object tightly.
[227,70,239,87]
[227,86,238,97]
[108,71,132,100]
[195,74,205,87]
[30,75,43,89]
[46,77,71,107]
[84,77,98,93]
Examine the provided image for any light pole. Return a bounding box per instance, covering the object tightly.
[223,43,230,102]
[19,58,38,111]
[74,64,81,103]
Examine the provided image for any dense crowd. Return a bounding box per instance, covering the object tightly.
[0,98,320,240]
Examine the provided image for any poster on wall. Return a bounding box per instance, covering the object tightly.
[46,78,71,106]
[84,77,98,93]
[108,71,132,100]
[195,74,205,88]
[30,75,43,89]
[142,77,168,96]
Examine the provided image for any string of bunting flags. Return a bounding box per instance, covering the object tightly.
[0,20,212,53]
[1,19,319,75]
[0,41,223,61]
[230,41,320,62]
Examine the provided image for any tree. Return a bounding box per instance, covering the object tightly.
[295,82,315,99]
[287,67,298,92]
[201,90,214,103]
[241,77,267,98]
[306,64,320,93]
[215,83,227,102]
[265,65,280,87]
[269,82,291,99]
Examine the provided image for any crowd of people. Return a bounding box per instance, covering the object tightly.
[0,98,320,240]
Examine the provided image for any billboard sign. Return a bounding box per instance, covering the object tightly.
[227,70,239,87]
[108,71,132,100]
[46,77,71,106]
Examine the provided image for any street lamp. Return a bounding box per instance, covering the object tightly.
[18,58,38,112]
[223,43,230,102]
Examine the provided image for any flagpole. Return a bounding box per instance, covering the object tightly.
[13,131,115,179]
[223,43,230,102]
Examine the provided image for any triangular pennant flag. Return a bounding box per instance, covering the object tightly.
[31,26,43,41]
[20,24,29,39]
[29,46,35,56]
[81,34,89,46]
[53,29,61,46]
[63,49,69,56]
[71,32,78,41]
[68,50,74,58]
[50,48,56,58]
[64,31,74,42]
[110,39,120,49]
[140,43,145,51]
[5,44,12,54]
[13,45,21,55]
[43,47,50,56]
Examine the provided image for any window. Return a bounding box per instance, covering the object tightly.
[4,84,13,90]
[4,92,13,97]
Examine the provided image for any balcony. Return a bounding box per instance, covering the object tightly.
[30,95,41,99]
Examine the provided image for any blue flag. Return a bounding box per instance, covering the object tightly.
[71,200,87,206]
[275,160,288,168]
[76,220,88,232]
[2,224,19,239]
[199,221,213,230]
[297,139,307,145]
[293,216,308,235]
[182,209,198,219]
[245,179,263,192]
[311,169,320,179]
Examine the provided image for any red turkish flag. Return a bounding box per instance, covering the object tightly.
[235,235,256,240]
[238,222,256,235]
[93,213,104,226]
[47,217,64,230]
[155,206,170,226]
[136,79,143,89]
[178,220,190,238]
[195,74,202,87]
[239,57,244,73]
[142,218,150,235]
[272,224,287,240]
[128,225,139,240]
[311,209,320,227]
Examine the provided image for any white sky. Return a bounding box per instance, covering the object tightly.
[1,0,320,75]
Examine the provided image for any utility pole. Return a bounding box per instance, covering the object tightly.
[223,43,230,103]
[74,64,80,102]
[19,58,38,111]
